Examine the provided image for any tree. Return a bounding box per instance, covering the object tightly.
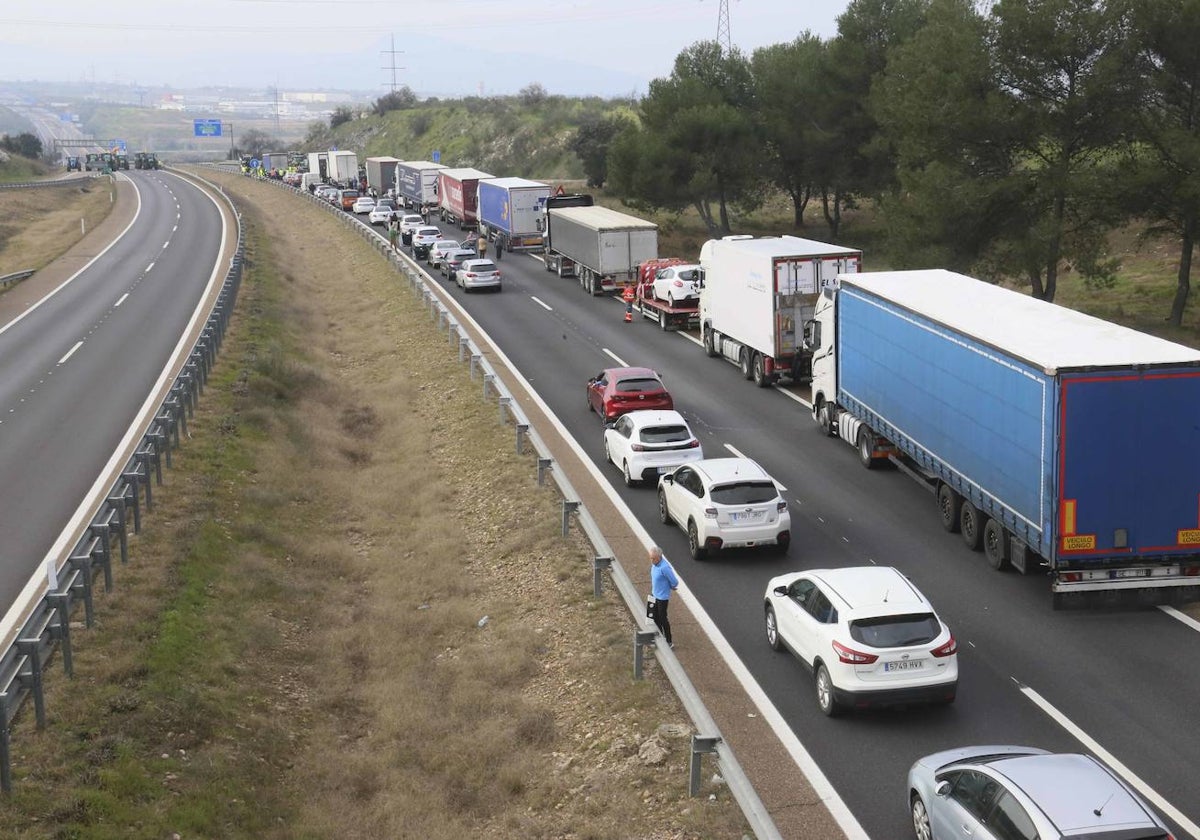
[330,106,354,129]
[1122,0,1200,325]
[0,132,43,160]
[751,34,828,229]
[235,129,277,160]
[989,0,1134,300]
[373,86,418,115]
[569,112,633,188]
[519,83,548,106]
[609,42,760,233]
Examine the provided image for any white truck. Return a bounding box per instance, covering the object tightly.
[542,206,658,295]
[699,235,862,386]
[365,156,401,195]
[306,152,328,181]
[327,150,359,186]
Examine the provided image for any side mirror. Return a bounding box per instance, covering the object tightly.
[660,474,674,485]
[935,780,952,798]
[773,585,788,597]
[603,421,615,430]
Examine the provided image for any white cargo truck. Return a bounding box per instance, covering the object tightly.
[327,150,359,186]
[542,206,658,295]
[699,235,862,386]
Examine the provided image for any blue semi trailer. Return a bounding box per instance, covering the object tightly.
[807,269,1200,605]
[477,177,551,253]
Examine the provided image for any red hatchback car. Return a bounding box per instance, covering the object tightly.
[586,367,674,423]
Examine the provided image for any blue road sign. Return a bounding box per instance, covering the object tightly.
[193,119,223,137]
[110,139,127,152]
[432,149,441,163]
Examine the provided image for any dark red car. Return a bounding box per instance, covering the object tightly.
[586,367,674,423]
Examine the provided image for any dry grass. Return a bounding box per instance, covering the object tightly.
[0,180,116,277]
[0,174,749,839]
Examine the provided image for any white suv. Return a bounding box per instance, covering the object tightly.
[604,410,704,486]
[657,458,790,559]
[763,566,957,716]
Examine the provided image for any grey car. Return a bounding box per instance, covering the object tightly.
[907,746,1172,840]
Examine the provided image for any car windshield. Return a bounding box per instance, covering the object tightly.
[849,613,941,648]
[615,377,662,394]
[640,425,690,444]
[468,261,496,272]
[709,480,777,505]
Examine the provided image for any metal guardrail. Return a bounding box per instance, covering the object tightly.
[0,175,100,191]
[0,270,35,290]
[0,170,246,792]
[253,173,782,839]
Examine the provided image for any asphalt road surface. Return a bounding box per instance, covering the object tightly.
[391,216,1200,839]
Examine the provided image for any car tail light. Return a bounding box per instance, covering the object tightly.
[631,444,645,451]
[1060,572,1082,583]
[463,272,476,279]
[686,439,699,448]
[703,507,718,519]
[832,640,878,665]
[673,279,683,287]
[931,635,957,658]
[777,500,788,512]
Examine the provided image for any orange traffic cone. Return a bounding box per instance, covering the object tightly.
[624,307,633,323]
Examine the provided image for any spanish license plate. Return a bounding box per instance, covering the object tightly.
[884,660,925,672]
[731,511,764,523]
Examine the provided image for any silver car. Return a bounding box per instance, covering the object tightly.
[907,746,1172,840]
[457,259,501,292]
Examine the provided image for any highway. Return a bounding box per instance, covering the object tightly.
[0,171,227,616]
[395,215,1200,838]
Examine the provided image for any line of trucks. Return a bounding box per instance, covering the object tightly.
[276,149,1200,605]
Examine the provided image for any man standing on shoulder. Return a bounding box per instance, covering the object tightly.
[649,546,679,648]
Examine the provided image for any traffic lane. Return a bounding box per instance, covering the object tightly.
[416,228,1200,835]
[0,171,224,606]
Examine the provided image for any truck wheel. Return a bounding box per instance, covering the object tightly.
[937,484,962,533]
[659,312,668,331]
[960,501,984,551]
[815,398,836,437]
[752,353,770,387]
[983,519,1010,570]
[857,428,879,469]
[544,256,554,272]
[703,327,718,357]
[740,350,754,380]
[556,261,566,279]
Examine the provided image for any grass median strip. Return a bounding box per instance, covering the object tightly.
[0,175,750,839]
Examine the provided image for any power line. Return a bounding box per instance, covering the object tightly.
[381,33,405,92]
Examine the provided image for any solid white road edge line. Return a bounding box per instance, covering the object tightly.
[1017,681,1200,838]
[530,296,553,312]
[0,173,229,648]
[57,341,83,366]
[427,279,869,840]
[0,173,142,340]
[603,347,629,367]
[1160,605,1200,634]
[115,293,129,308]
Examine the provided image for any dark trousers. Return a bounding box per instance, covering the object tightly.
[652,597,672,645]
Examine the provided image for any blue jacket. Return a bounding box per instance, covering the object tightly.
[651,557,679,600]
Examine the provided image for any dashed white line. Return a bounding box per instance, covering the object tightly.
[57,341,83,365]
[1017,681,1200,839]
[162,241,170,249]
[602,347,628,367]
[530,296,553,312]
[115,293,129,307]
[172,224,178,232]
[722,443,786,489]
[146,261,155,272]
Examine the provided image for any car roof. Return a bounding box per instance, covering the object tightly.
[977,753,1158,832]
[692,457,771,484]
[604,366,661,380]
[462,259,495,268]
[417,226,440,234]
[623,409,688,428]
[803,567,929,614]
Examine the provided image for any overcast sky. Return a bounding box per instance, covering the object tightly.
[1,0,850,97]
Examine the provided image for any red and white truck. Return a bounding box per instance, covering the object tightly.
[699,235,862,386]
[437,167,494,228]
[631,258,700,331]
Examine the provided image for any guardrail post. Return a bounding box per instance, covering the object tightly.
[689,736,722,796]
[498,396,510,425]
[106,492,130,562]
[448,322,458,346]
[15,639,45,729]
[515,423,528,454]
[592,556,613,597]
[136,452,155,509]
[148,432,167,480]
[120,468,143,533]
[561,500,579,538]
[89,523,114,590]
[482,373,494,399]
[469,355,481,379]
[633,629,657,680]
[537,458,552,486]
[459,337,470,362]
[47,593,72,677]
[68,553,96,626]
[1,714,12,792]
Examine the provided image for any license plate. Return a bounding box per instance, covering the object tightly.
[657,466,670,474]
[731,511,764,523]
[883,660,925,672]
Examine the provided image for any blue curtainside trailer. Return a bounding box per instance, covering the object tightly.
[808,269,1200,606]
[476,177,551,252]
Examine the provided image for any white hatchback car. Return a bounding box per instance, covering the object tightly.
[368,205,395,226]
[652,264,702,306]
[603,410,704,487]
[457,259,501,292]
[352,196,376,214]
[411,226,443,258]
[657,458,790,559]
[763,566,957,716]
[428,239,462,268]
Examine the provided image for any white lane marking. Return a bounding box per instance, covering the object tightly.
[57,341,83,365]
[1160,605,1200,634]
[778,387,811,409]
[162,241,170,249]
[115,293,129,307]
[1018,681,1200,838]
[602,347,628,367]
[722,443,786,489]
[528,253,545,263]
[530,296,553,312]
[0,176,142,340]
[146,261,155,272]
[421,281,868,840]
[172,224,178,232]
[677,331,703,347]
